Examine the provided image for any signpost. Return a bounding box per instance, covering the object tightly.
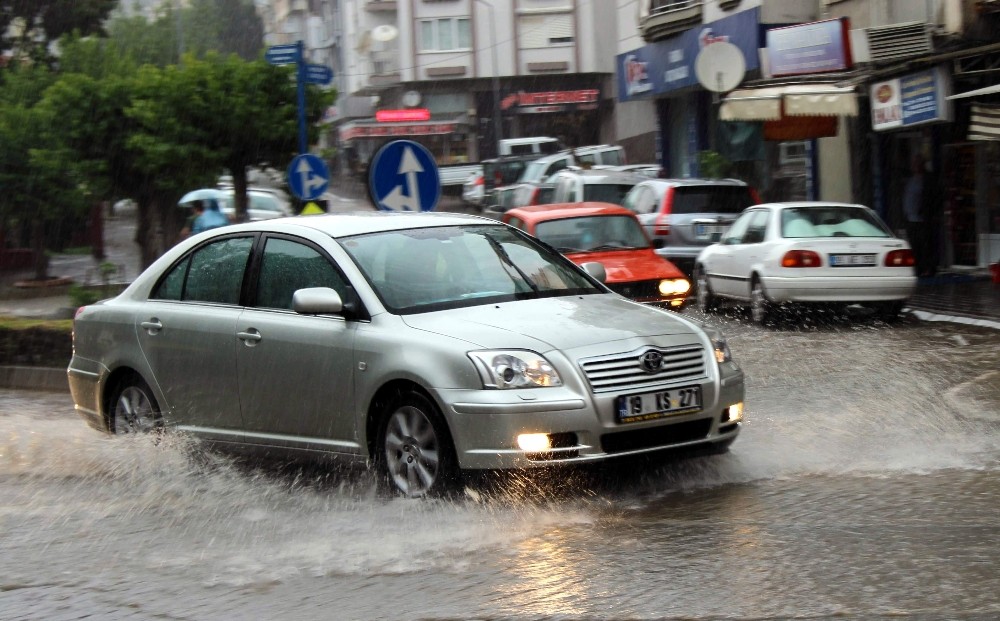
[287,153,330,202]
[266,41,334,185]
[368,140,441,212]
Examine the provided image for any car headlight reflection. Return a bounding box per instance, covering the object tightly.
[658,278,691,296]
[469,351,563,389]
[713,337,732,363]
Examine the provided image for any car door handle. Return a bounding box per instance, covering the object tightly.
[237,330,262,345]
[140,319,162,334]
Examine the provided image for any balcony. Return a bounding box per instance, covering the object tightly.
[368,50,401,88]
[640,0,703,42]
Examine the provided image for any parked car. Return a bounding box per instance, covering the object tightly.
[511,181,556,208]
[219,188,294,221]
[503,202,691,307]
[518,145,627,184]
[622,178,760,275]
[694,202,917,325]
[481,185,523,218]
[67,212,745,498]
[607,164,662,178]
[483,154,543,194]
[548,169,647,206]
[462,172,485,207]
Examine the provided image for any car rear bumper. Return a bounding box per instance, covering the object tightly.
[762,274,917,303]
[67,355,111,432]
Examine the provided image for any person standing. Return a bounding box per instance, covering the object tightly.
[903,153,933,276]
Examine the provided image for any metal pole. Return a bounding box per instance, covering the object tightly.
[476,0,503,156]
[297,40,308,155]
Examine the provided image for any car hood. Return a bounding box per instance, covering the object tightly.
[565,249,685,282]
[401,293,699,353]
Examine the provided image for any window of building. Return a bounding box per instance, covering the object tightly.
[518,13,574,48]
[419,17,471,51]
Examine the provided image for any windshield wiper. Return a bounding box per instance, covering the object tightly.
[484,234,540,292]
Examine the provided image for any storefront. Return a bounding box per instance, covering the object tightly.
[338,115,474,170]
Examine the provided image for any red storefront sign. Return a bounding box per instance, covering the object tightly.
[500,89,600,111]
[375,108,432,122]
[340,123,457,141]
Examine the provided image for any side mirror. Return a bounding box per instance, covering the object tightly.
[292,287,344,315]
[581,261,607,283]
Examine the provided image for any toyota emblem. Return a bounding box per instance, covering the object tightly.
[640,350,663,373]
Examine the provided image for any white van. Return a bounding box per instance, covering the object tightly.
[517,145,627,184]
[498,137,562,157]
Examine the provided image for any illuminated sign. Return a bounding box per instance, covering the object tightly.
[339,122,457,141]
[500,90,600,113]
[376,109,432,122]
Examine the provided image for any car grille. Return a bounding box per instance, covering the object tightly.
[601,418,712,454]
[580,344,707,393]
[606,280,659,301]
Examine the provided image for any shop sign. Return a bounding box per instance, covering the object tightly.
[616,6,761,102]
[500,89,600,114]
[870,66,952,131]
[376,109,431,122]
[340,122,457,141]
[766,18,852,77]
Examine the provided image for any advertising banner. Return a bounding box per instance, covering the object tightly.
[871,66,952,131]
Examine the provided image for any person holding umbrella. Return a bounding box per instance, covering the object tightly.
[179,189,231,239]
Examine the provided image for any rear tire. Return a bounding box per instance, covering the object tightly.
[695,265,719,313]
[375,391,459,498]
[110,375,162,435]
[750,277,776,326]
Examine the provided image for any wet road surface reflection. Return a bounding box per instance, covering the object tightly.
[1,314,999,620]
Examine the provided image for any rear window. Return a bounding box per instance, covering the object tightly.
[782,207,892,238]
[583,184,637,205]
[672,186,756,215]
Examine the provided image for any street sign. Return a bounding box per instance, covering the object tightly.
[287,154,329,201]
[368,140,441,212]
[265,43,300,66]
[305,64,334,86]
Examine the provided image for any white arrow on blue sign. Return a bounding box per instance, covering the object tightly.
[265,43,300,66]
[305,64,334,85]
[287,154,330,201]
[368,140,440,212]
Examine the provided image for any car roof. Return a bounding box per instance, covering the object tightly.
[638,177,749,188]
[551,170,646,183]
[504,202,635,222]
[753,201,869,210]
[223,211,500,238]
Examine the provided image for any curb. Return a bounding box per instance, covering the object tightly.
[0,365,69,392]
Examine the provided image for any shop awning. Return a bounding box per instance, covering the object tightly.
[968,103,1000,141]
[947,83,1000,100]
[720,84,859,121]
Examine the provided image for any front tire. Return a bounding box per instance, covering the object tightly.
[110,375,162,435]
[376,391,459,498]
[695,265,719,313]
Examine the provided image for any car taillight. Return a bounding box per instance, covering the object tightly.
[781,250,822,267]
[474,176,484,186]
[653,186,675,235]
[749,187,762,204]
[885,249,915,267]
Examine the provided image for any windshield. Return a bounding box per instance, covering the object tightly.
[583,183,638,205]
[534,215,650,253]
[782,207,893,238]
[340,224,602,313]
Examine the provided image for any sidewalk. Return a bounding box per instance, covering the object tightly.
[1,200,998,329]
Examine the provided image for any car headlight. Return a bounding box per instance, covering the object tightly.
[658,278,691,296]
[701,327,732,364]
[468,350,563,389]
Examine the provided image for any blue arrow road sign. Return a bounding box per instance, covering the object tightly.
[265,43,300,65]
[305,64,334,85]
[287,154,329,201]
[368,140,441,212]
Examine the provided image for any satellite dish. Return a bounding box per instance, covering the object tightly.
[372,24,399,43]
[695,42,746,93]
[402,90,422,107]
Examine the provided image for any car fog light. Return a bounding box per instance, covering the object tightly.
[658,278,691,296]
[517,433,551,452]
[727,402,744,423]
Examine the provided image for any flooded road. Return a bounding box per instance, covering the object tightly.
[2,313,999,620]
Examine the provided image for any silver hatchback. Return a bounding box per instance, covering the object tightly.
[68,213,745,497]
[622,178,759,275]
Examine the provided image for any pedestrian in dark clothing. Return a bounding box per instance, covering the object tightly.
[903,153,936,276]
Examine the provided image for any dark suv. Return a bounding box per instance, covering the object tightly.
[621,178,760,275]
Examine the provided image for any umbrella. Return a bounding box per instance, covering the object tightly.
[178,188,227,206]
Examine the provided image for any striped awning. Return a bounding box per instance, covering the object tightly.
[720,84,858,121]
[969,103,1000,141]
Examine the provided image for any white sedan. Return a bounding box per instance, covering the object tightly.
[694,202,917,325]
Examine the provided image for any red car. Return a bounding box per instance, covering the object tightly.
[503,202,691,307]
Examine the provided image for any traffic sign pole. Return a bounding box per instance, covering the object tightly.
[296,40,307,156]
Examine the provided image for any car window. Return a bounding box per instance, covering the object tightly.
[250,194,281,213]
[781,206,892,238]
[671,186,755,215]
[544,159,569,178]
[741,210,770,244]
[583,183,636,205]
[622,185,653,214]
[255,237,347,310]
[722,211,753,244]
[535,215,649,252]
[600,149,623,165]
[152,236,253,304]
[340,225,599,313]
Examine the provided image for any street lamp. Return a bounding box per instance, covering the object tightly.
[475,0,503,156]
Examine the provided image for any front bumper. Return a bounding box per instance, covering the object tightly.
[436,362,745,470]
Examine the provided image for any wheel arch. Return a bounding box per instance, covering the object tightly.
[364,379,449,460]
[101,366,154,429]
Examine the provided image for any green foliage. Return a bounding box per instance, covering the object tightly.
[698,150,732,178]
[0,0,117,63]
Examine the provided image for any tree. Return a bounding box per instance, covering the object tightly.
[0,0,117,62]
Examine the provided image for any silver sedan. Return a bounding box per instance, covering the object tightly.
[68,212,745,497]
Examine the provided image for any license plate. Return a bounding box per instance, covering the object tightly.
[695,224,724,240]
[830,253,877,267]
[616,386,702,424]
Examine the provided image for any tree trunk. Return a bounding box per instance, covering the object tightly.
[31,217,50,281]
[136,196,160,270]
[232,165,250,223]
